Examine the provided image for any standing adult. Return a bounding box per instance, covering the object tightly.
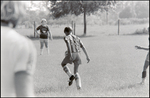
[36,19,53,55]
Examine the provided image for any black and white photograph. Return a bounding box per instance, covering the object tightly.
[1,0,149,97]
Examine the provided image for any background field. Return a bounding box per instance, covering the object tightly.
[16,24,149,97]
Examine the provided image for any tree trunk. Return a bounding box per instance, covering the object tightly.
[83,6,86,35]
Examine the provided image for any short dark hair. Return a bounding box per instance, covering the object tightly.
[64,27,72,35]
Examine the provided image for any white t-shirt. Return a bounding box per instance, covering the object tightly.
[1,26,37,97]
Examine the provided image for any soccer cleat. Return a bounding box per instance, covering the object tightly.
[77,87,81,90]
[68,75,75,86]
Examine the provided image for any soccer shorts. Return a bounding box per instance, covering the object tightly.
[61,52,81,65]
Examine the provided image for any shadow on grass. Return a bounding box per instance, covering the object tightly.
[35,87,52,94]
[107,83,144,91]
[27,35,95,40]
[34,85,69,95]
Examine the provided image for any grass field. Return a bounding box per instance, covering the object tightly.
[16,24,149,97]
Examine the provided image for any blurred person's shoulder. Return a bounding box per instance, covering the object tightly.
[1,26,36,52]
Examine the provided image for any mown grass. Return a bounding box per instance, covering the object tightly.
[16,24,149,97]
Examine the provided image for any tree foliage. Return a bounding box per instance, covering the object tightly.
[50,0,116,35]
[118,1,149,19]
[134,1,149,18]
[51,0,116,18]
[119,6,133,18]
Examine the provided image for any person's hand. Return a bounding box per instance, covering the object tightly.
[49,36,53,41]
[86,57,90,63]
[135,45,141,49]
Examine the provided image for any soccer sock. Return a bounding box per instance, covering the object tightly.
[75,73,81,90]
[63,66,72,77]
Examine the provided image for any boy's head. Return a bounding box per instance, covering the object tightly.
[41,18,47,25]
[1,1,27,28]
[64,26,72,35]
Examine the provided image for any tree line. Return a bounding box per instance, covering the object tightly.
[23,1,149,35]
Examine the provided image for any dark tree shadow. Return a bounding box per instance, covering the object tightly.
[107,83,144,91]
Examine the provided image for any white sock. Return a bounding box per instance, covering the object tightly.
[63,66,72,77]
[75,73,81,89]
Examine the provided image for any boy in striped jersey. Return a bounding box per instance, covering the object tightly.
[61,27,90,90]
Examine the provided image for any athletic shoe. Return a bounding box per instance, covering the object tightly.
[68,75,75,86]
[77,87,81,90]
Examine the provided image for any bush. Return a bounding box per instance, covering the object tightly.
[133,27,149,35]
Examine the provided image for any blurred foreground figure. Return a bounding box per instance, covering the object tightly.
[1,1,37,97]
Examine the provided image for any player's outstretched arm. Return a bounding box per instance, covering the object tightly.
[81,46,90,63]
[135,45,149,50]
[35,29,40,37]
[48,31,53,40]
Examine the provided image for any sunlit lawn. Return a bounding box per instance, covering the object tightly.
[16,24,149,97]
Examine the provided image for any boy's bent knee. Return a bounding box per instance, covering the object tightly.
[61,63,66,67]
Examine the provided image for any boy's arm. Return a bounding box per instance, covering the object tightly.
[135,45,149,50]
[47,27,53,40]
[79,40,90,63]
[35,26,40,36]
[81,46,90,63]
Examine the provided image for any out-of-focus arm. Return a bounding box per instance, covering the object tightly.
[14,40,37,97]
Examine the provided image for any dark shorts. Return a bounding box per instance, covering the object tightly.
[61,53,81,65]
[40,33,48,39]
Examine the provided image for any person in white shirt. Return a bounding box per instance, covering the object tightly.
[1,1,37,97]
